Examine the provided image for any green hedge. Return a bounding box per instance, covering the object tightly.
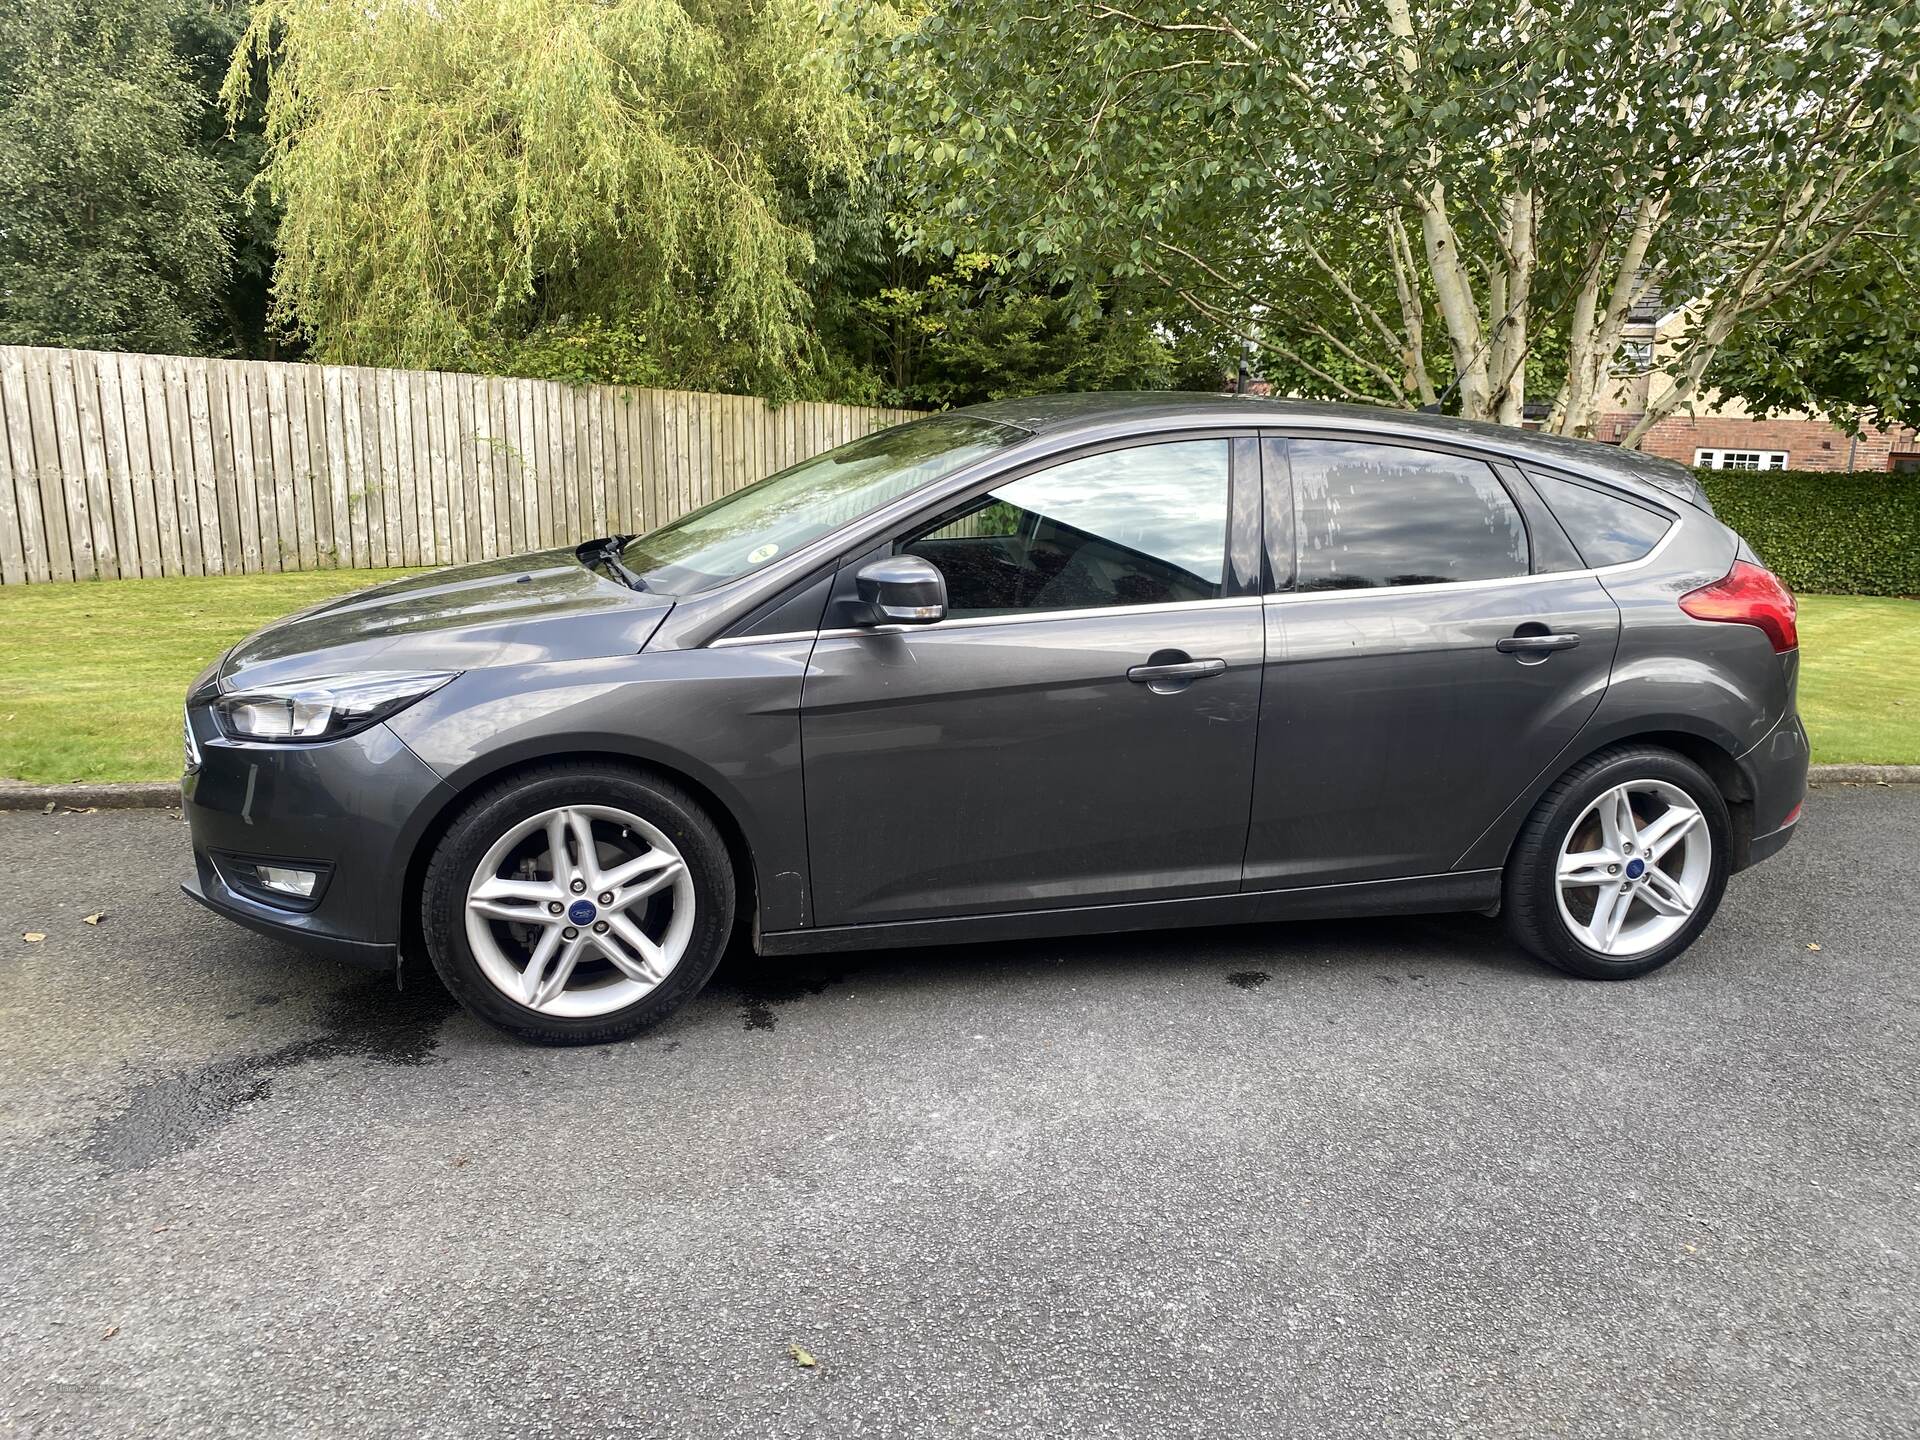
[1696,468,1920,597]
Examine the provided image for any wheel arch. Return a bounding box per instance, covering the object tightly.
[396,746,765,969]
[1458,719,1758,876]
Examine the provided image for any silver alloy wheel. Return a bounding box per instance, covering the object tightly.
[463,804,695,1018]
[1555,779,1711,958]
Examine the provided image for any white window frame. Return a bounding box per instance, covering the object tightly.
[1694,448,1789,471]
[1614,340,1655,374]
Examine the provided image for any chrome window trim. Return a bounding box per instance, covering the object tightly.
[706,524,1679,647]
[707,594,1263,648]
[701,428,1685,650]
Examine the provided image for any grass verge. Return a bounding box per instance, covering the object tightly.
[0,569,417,784]
[1792,594,1920,765]
[0,577,1912,783]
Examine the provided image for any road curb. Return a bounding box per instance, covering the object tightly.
[0,781,181,811]
[1,764,1915,813]
[1806,764,1920,785]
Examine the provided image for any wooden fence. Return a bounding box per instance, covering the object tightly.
[0,344,919,584]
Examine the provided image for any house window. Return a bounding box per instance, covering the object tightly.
[1695,449,1789,471]
[1615,340,1654,374]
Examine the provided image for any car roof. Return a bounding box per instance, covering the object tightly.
[950,392,1704,511]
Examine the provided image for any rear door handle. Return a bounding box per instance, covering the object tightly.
[1127,658,1226,685]
[1495,633,1580,654]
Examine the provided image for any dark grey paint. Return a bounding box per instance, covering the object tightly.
[181,713,452,967]
[178,394,1806,968]
[1249,574,1621,889]
[802,601,1264,926]
[220,548,672,691]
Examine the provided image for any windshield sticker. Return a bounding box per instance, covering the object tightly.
[747,543,780,564]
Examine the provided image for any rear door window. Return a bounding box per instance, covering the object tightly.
[1288,439,1529,591]
[1527,472,1672,567]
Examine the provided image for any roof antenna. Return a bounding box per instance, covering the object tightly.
[1418,374,1460,415]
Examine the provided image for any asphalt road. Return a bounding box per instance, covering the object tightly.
[1,787,1916,1439]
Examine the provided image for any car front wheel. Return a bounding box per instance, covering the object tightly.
[421,763,735,1044]
[1504,744,1731,979]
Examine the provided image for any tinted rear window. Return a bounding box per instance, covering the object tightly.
[1289,439,1529,590]
[1528,472,1672,568]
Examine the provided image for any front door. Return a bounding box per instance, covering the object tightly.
[801,437,1264,929]
[1246,435,1622,890]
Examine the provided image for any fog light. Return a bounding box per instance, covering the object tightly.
[213,854,331,911]
[252,864,318,898]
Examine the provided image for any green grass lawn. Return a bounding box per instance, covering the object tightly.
[0,569,418,784]
[0,575,1913,783]
[1792,594,1920,765]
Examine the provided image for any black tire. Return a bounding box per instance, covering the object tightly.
[1503,743,1731,980]
[421,762,735,1045]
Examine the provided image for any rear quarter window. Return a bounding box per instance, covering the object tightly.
[1527,471,1673,568]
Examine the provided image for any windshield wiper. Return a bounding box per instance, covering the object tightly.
[575,535,648,591]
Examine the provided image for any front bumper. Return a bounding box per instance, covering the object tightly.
[181,705,453,968]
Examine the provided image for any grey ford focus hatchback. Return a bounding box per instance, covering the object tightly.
[182,394,1807,1045]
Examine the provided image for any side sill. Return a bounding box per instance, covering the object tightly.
[756,870,1502,958]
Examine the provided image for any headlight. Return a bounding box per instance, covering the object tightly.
[213,671,457,742]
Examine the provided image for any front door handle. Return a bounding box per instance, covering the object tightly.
[1495,632,1580,655]
[1127,657,1226,693]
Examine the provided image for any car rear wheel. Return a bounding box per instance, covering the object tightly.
[421,763,735,1044]
[1503,744,1730,979]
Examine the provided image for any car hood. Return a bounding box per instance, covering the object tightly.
[218,548,674,691]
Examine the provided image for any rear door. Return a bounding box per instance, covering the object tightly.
[801,435,1265,928]
[1245,434,1621,890]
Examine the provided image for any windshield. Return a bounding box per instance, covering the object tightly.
[620,414,1027,594]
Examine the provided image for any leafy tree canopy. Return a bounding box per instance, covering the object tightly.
[0,0,232,354]
[1709,226,1920,433]
[230,0,871,391]
[878,0,1920,444]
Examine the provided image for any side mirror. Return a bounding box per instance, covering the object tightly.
[855,555,947,626]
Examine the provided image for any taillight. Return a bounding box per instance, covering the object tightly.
[1679,560,1798,652]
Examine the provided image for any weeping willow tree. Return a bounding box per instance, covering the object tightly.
[225,0,868,386]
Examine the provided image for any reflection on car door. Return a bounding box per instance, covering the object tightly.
[801,437,1264,928]
[1246,436,1622,890]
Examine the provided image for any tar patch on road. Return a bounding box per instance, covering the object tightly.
[1226,970,1271,990]
[86,978,458,1174]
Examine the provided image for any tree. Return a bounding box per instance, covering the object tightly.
[817,245,1222,407]
[0,0,231,354]
[175,0,284,359]
[1707,227,1920,434]
[878,0,1920,444]
[228,0,869,389]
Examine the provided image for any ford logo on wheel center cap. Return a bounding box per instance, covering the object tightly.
[567,899,598,925]
[1625,858,1646,880]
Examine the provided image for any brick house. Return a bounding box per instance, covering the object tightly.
[1593,294,1920,473]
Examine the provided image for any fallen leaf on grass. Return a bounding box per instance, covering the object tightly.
[21,932,45,943]
[788,1343,817,1369]
[82,913,104,926]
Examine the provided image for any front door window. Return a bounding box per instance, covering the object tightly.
[900,440,1232,616]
